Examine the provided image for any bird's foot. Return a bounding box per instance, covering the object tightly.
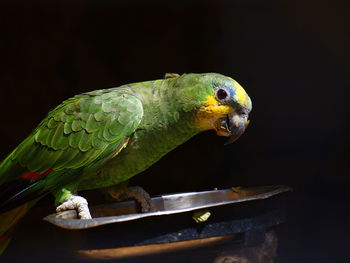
[108,186,153,213]
[56,195,92,219]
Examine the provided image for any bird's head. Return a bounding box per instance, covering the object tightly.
[174,73,252,144]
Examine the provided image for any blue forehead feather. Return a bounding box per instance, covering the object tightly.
[222,82,236,98]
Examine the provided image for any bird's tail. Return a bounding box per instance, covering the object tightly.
[0,202,32,255]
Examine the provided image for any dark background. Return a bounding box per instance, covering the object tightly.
[1,0,349,262]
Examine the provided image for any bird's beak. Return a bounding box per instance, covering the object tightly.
[214,109,250,145]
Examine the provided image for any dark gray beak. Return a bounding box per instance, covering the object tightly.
[224,112,249,145]
[214,109,250,145]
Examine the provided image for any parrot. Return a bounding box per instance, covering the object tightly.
[0,73,252,254]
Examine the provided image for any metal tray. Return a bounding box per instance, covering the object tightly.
[44,185,291,230]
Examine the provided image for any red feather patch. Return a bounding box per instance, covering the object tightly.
[20,168,54,181]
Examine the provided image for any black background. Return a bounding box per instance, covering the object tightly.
[1,0,349,262]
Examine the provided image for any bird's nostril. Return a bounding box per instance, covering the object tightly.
[237,107,248,116]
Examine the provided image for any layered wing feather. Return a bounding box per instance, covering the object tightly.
[1,89,143,182]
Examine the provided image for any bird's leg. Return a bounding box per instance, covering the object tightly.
[56,195,92,219]
[55,188,92,219]
[107,184,153,213]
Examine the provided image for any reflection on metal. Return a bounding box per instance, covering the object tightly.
[44,185,291,230]
[77,235,235,260]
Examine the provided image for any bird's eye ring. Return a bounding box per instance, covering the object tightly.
[216,88,229,101]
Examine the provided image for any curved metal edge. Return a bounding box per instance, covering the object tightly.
[43,185,292,230]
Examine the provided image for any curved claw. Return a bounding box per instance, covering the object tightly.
[108,186,153,213]
[56,195,92,219]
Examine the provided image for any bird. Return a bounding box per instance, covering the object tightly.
[0,72,252,254]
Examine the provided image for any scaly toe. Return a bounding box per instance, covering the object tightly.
[56,195,92,219]
[109,186,153,213]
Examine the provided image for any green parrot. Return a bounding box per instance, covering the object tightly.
[0,73,251,254]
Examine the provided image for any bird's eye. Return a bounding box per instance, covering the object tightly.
[216,88,229,101]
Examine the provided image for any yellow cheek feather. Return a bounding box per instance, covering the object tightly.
[235,83,249,108]
[195,95,233,130]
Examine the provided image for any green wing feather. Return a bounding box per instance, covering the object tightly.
[1,89,143,182]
